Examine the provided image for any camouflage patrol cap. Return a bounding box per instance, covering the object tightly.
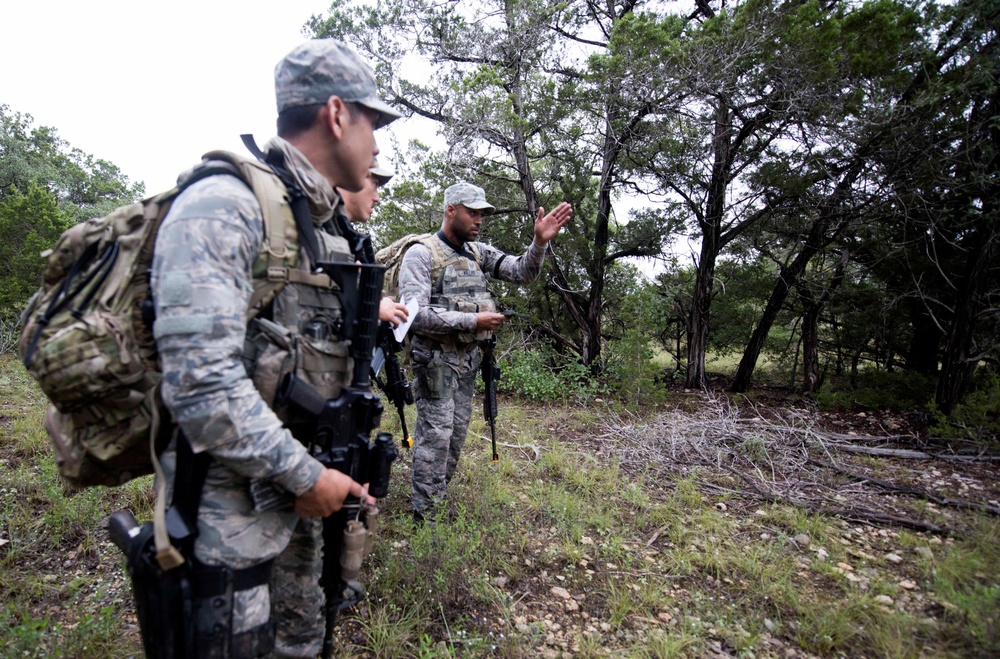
[274,39,403,129]
[444,181,495,214]
[370,158,394,186]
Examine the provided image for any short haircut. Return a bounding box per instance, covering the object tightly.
[276,101,364,139]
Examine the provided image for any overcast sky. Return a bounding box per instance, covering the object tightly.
[1,0,415,194]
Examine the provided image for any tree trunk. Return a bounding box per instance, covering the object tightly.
[905,301,942,378]
[685,101,730,389]
[936,226,999,414]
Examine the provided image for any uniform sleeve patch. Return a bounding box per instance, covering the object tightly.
[153,314,213,338]
[160,272,193,306]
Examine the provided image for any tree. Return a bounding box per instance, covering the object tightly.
[620,0,891,388]
[1,105,143,223]
[308,0,677,368]
[0,183,71,316]
[0,106,143,324]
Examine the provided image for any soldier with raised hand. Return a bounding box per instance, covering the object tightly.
[150,39,400,657]
[397,182,572,523]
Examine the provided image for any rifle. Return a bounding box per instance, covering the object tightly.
[253,261,398,659]
[371,324,414,449]
[481,334,501,463]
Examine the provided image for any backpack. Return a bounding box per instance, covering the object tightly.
[18,150,303,489]
[375,232,482,301]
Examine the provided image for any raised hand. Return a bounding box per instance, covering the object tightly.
[533,202,573,245]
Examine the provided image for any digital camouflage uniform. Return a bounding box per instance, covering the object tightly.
[150,39,401,659]
[398,183,548,518]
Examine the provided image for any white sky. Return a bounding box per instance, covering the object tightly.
[0,0,414,194]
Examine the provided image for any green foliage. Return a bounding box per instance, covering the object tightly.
[0,182,72,320]
[603,327,665,405]
[930,371,1000,449]
[499,345,599,402]
[0,105,143,326]
[814,369,935,412]
[1,105,143,223]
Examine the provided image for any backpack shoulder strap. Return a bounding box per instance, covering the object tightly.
[199,150,333,316]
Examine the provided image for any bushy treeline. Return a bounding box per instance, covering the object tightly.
[0,104,143,339]
[311,0,997,436]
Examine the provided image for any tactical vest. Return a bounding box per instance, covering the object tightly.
[242,209,356,420]
[424,235,496,346]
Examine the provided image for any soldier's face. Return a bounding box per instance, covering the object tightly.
[446,204,485,243]
[336,105,379,193]
[339,172,380,223]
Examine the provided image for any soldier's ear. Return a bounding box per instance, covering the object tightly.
[325,97,348,140]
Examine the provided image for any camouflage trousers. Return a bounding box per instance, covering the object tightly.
[160,445,326,658]
[270,517,324,658]
[410,345,480,516]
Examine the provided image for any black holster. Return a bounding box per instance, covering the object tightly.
[110,434,277,658]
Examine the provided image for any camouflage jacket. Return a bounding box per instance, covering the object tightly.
[150,138,345,565]
[398,231,547,341]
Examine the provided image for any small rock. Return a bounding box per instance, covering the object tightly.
[900,580,918,590]
[885,553,903,564]
[764,618,777,632]
[915,547,934,560]
[658,612,673,623]
[565,599,579,612]
[760,533,771,540]
[550,586,572,600]
[815,547,829,561]
[580,536,594,545]
[715,502,727,511]
[493,576,508,588]
[794,534,811,548]
[875,595,894,605]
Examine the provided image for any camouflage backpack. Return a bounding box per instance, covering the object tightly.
[18,151,304,489]
[375,232,482,301]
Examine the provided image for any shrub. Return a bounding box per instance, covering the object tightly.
[814,369,934,412]
[930,372,1000,450]
[499,347,600,402]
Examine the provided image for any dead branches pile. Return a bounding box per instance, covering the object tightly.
[592,394,1000,536]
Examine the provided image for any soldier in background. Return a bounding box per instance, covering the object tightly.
[397,182,572,523]
[150,39,400,657]
[335,158,408,326]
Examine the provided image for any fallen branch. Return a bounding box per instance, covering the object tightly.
[808,458,1000,516]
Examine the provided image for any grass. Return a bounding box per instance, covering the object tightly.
[2,354,1000,657]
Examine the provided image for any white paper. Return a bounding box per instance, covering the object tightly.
[393,296,420,343]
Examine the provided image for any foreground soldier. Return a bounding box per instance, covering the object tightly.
[398,182,572,522]
[150,40,400,657]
